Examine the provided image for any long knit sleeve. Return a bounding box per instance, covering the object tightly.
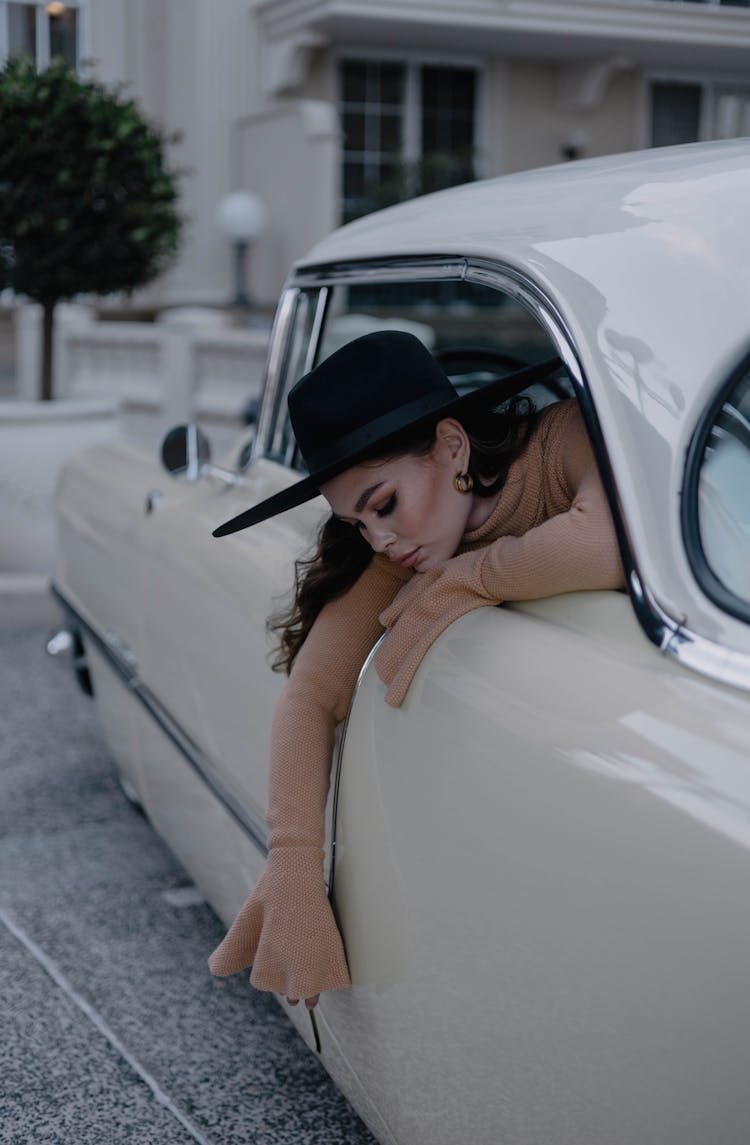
[374,400,624,705]
[207,553,408,998]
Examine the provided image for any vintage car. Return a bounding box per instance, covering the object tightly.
[51,138,750,1145]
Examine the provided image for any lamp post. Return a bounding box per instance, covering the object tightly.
[216,191,268,310]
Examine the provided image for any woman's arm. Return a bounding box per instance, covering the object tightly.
[477,398,624,598]
[375,400,625,706]
[207,552,409,1002]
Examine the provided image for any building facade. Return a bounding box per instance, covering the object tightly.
[2,0,750,308]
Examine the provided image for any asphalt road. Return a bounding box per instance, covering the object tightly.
[0,608,376,1145]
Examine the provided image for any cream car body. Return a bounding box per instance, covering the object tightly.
[54,140,750,1145]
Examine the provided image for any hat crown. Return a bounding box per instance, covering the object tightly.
[212,343,560,536]
[289,330,455,469]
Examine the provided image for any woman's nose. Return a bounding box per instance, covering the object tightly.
[368,523,396,553]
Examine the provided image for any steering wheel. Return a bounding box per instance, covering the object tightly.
[434,346,571,401]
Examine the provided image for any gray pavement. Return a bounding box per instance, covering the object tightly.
[0,610,375,1145]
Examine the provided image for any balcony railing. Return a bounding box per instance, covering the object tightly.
[14,304,270,453]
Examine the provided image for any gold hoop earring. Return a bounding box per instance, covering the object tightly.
[453,472,474,495]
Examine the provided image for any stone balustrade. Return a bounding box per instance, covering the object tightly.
[13,303,270,454]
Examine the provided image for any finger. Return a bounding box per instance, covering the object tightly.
[305,995,320,1010]
[286,996,299,1006]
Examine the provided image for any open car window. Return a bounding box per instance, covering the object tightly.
[264,276,574,476]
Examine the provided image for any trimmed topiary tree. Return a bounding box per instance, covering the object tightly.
[0,56,182,400]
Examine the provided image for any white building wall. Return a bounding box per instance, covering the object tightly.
[89,0,260,309]
[486,60,640,175]
[157,0,254,307]
[237,101,341,301]
[25,0,750,310]
[84,0,127,86]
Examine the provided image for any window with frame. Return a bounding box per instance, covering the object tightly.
[650,79,750,147]
[684,357,750,622]
[339,58,478,223]
[255,274,573,476]
[3,1,79,69]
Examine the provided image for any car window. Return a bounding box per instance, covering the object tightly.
[266,288,326,467]
[685,359,750,621]
[277,276,572,476]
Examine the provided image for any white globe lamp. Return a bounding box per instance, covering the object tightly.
[216,191,268,308]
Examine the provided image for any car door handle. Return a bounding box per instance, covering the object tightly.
[145,490,163,514]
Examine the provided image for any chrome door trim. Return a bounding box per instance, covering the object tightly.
[303,285,329,374]
[326,634,384,900]
[50,583,269,857]
[290,255,468,288]
[251,285,299,467]
[661,608,750,692]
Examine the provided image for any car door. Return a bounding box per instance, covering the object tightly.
[322,593,750,1145]
[130,286,330,915]
[127,260,571,962]
[129,267,561,896]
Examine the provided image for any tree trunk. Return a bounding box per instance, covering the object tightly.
[40,300,56,401]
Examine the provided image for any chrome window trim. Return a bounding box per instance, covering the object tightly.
[50,583,269,857]
[279,290,317,468]
[257,285,330,470]
[250,285,299,467]
[663,614,750,693]
[681,343,750,626]
[304,285,330,374]
[290,255,468,288]
[327,634,384,900]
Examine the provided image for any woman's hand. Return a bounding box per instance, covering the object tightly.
[374,549,494,706]
[287,994,320,1009]
[207,845,351,1000]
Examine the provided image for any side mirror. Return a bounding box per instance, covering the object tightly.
[160,423,211,480]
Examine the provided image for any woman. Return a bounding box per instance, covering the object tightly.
[207,330,625,1008]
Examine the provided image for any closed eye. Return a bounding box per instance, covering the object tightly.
[375,493,397,518]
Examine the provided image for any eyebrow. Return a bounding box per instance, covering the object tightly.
[354,482,384,514]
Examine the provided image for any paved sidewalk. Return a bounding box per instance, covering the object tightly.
[0,575,62,629]
[0,620,375,1145]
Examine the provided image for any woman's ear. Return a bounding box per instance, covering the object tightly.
[434,418,470,469]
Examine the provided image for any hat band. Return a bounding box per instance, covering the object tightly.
[302,389,455,474]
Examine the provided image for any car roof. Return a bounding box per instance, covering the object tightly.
[297,139,750,653]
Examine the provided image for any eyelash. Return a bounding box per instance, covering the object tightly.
[375,493,397,518]
[355,492,397,530]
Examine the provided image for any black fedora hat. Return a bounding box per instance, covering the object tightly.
[212,331,561,537]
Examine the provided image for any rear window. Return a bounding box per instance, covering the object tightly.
[683,351,750,623]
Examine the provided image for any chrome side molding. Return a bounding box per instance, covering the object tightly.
[49,583,269,857]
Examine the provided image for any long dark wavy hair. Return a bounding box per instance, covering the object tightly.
[268,395,537,674]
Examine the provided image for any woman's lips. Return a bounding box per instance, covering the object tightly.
[395,548,420,568]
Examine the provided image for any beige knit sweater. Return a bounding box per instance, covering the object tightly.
[208,399,625,999]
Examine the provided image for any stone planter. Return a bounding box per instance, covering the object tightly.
[0,398,120,574]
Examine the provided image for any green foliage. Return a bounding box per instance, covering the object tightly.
[0,56,182,306]
[362,150,476,217]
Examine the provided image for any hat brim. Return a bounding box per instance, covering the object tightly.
[212,354,562,537]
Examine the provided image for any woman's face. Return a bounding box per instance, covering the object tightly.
[320,419,478,573]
